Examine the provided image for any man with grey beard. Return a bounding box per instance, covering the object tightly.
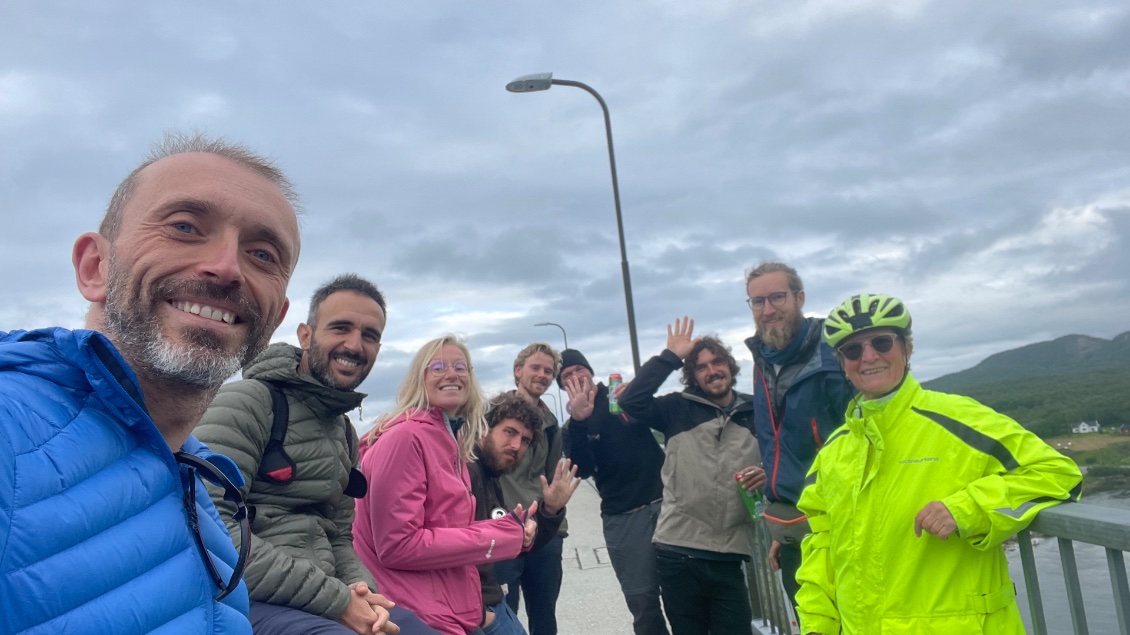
[195,274,436,635]
[743,261,854,612]
[0,132,300,634]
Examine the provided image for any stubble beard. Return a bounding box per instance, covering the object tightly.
[102,251,269,390]
[307,336,369,391]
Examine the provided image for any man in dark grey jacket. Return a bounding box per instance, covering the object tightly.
[195,275,436,635]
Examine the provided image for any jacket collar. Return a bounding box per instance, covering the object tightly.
[243,342,364,419]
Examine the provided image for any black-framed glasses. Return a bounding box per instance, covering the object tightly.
[176,452,250,602]
[747,291,794,311]
[427,359,471,375]
[838,334,897,362]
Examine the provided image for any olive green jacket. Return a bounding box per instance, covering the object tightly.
[194,343,372,620]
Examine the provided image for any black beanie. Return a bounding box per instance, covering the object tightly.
[557,349,594,388]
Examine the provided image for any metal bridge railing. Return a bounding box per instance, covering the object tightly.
[1018,501,1130,635]
[746,517,795,634]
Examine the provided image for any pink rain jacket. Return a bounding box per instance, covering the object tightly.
[354,407,526,634]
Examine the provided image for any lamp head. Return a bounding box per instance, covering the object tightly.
[507,72,554,93]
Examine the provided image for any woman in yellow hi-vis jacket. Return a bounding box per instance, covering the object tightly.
[795,294,1082,635]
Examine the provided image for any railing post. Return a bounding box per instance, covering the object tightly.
[1018,529,1049,635]
[1058,538,1090,634]
[1106,548,1130,635]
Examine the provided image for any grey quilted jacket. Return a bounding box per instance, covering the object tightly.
[194,342,372,620]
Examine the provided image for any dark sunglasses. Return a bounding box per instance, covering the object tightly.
[176,452,250,602]
[838,333,898,362]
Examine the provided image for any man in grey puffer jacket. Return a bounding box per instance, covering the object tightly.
[195,275,436,635]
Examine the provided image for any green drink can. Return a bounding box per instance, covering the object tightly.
[608,373,623,414]
[736,475,763,520]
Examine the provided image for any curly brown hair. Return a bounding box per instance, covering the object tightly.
[680,336,740,391]
[486,393,543,448]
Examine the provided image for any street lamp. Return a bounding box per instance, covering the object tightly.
[542,392,563,424]
[508,72,642,373]
[534,321,568,423]
[534,321,569,351]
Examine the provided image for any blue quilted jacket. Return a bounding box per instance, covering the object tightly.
[0,328,252,634]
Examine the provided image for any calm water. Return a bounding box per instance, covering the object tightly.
[1007,491,1130,634]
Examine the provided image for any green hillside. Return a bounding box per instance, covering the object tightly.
[922,331,1130,439]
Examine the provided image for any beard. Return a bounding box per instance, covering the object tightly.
[521,377,549,398]
[480,435,520,475]
[699,371,733,399]
[306,336,370,391]
[758,309,805,350]
[102,251,269,389]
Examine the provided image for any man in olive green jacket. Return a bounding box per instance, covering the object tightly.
[195,275,436,635]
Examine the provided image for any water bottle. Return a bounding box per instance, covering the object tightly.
[608,373,623,414]
[736,473,763,520]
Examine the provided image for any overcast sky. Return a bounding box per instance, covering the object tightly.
[3,2,1128,426]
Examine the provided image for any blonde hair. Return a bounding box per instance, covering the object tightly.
[364,335,487,462]
[512,342,561,386]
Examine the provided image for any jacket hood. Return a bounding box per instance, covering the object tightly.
[242,341,364,420]
[680,386,754,413]
[359,406,446,459]
[2,328,128,393]
[0,328,164,439]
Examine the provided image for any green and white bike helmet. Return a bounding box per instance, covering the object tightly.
[823,293,912,349]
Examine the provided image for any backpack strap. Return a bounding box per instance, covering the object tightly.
[257,379,297,484]
[341,414,369,498]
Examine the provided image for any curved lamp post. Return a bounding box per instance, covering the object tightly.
[534,321,569,351]
[542,392,563,425]
[508,72,641,373]
[534,321,568,422]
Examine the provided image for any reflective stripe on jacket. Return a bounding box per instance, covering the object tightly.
[796,374,1082,635]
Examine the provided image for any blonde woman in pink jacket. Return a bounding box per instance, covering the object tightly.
[355,335,537,635]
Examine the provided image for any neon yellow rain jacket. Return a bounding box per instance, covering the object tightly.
[795,375,1081,634]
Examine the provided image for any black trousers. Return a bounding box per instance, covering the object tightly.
[656,550,752,635]
[777,541,803,613]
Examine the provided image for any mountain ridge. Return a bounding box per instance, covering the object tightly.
[922,331,1130,438]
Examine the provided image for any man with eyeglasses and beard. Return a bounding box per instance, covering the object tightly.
[0,133,300,634]
[742,262,855,612]
[194,275,435,635]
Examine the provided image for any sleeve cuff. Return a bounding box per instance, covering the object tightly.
[941,489,989,539]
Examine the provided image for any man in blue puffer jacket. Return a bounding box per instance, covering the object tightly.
[0,132,303,635]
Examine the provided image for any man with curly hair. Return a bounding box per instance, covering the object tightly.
[619,318,766,635]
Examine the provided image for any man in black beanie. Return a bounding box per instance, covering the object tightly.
[560,350,669,635]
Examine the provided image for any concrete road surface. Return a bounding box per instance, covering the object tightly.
[507,478,789,634]
[508,478,636,633]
